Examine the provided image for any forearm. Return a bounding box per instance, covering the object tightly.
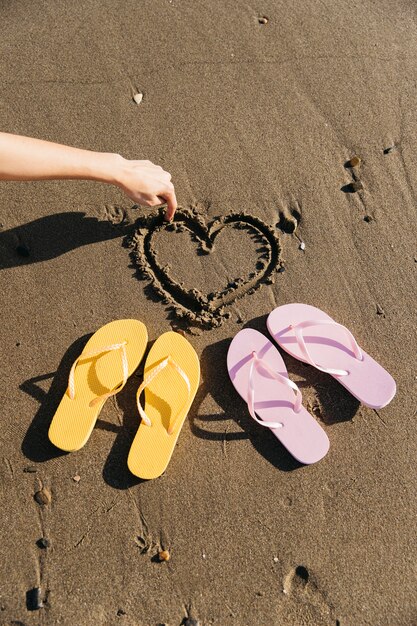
[0,132,121,185]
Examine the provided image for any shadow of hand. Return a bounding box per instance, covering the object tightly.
[0,210,130,270]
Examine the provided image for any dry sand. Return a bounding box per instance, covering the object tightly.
[1,1,416,624]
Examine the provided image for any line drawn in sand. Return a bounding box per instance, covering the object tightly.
[127,207,282,329]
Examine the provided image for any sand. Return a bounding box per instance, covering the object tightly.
[0,0,416,624]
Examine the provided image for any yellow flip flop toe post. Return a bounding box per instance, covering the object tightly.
[128,331,200,479]
[49,319,148,452]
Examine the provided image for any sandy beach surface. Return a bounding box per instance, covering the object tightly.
[1,1,416,624]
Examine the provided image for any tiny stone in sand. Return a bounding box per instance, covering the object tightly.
[27,587,43,610]
[159,550,170,562]
[34,487,51,506]
[346,155,361,168]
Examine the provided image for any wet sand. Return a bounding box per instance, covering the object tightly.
[0,1,416,624]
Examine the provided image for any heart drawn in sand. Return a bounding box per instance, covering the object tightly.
[128,207,282,328]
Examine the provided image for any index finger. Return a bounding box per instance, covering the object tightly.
[160,188,177,221]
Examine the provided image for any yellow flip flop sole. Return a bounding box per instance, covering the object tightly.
[128,331,200,479]
[49,319,148,452]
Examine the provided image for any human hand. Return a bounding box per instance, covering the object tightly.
[114,157,177,220]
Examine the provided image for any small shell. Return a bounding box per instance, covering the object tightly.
[299,241,306,251]
[72,474,81,483]
[158,550,170,561]
[133,92,143,105]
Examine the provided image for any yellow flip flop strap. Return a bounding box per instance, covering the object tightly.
[136,355,191,435]
[68,341,129,407]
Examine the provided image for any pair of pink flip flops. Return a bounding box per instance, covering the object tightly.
[227,304,396,465]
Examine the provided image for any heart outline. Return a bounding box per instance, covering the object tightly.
[129,207,282,328]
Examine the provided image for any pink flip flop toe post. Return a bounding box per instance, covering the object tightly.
[267,303,396,410]
[227,329,330,465]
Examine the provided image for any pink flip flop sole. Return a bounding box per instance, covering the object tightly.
[267,303,396,409]
[227,329,329,465]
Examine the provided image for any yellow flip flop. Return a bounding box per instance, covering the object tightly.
[128,331,200,479]
[49,319,148,452]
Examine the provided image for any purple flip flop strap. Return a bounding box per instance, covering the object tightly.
[247,351,302,429]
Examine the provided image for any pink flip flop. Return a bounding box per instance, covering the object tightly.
[267,303,396,409]
[227,328,330,465]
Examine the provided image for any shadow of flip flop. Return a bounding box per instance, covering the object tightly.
[20,334,95,462]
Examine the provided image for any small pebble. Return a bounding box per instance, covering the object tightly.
[158,550,170,562]
[36,537,51,549]
[133,92,143,105]
[258,16,268,24]
[346,155,361,168]
[34,487,51,506]
[117,608,127,616]
[383,146,396,154]
[351,180,364,192]
[376,303,385,316]
[273,556,279,563]
[26,587,43,610]
[72,474,81,483]
[277,265,286,273]
[23,466,37,473]
[363,215,374,223]
[299,241,306,251]
[184,620,201,626]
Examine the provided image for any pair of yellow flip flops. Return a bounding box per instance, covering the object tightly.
[48,320,200,479]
